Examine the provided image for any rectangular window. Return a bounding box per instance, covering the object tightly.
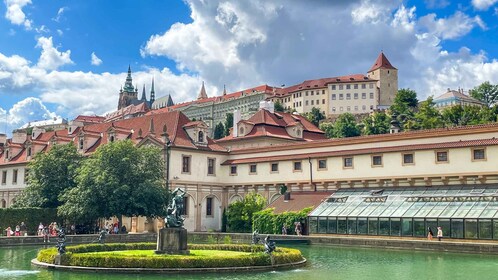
[354,106,358,111]
[305,100,309,106]
[436,151,448,163]
[271,163,279,173]
[343,157,353,168]
[370,92,374,99]
[322,90,325,95]
[182,155,191,173]
[339,85,344,90]
[346,85,351,89]
[354,84,358,89]
[1,171,6,184]
[347,106,351,111]
[249,164,257,174]
[362,105,366,110]
[403,153,414,165]
[346,93,351,100]
[305,91,308,96]
[318,159,327,170]
[331,85,336,90]
[339,94,343,100]
[332,107,336,112]
[372,155,383,167]
[472,148,486,161]
[322,99,325,104]
[311,100,314,105]
[207,158,215,175]
[362,92,366,99]
[362,84,366,89]
[206,197,213,216]
[332,94,336,100]
[182,196,189,216]
[299,101,302,106]
[354,93,358,99]
[369,83,374,89]
[293,161,302,172]
[12,169,18,184]
[230,165,237,175]
[311,91,314,96]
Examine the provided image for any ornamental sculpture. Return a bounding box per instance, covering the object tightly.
[165,187,186,228]
[56,228,67,255]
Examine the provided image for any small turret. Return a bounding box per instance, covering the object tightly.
[150,78,156,104]
[197,81,208,100]
[141,84,147,101]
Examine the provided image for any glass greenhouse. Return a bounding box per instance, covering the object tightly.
[308,186,498,239]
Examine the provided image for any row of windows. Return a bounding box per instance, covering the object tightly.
[182,156,217,176]
[332,92,374,100]
[1,169,28,185]
[179,195,213,217]
[331,83,374,90]
[228,148,486,175]
[332,105,374,112]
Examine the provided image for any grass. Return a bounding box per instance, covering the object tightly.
[83,250,251,258]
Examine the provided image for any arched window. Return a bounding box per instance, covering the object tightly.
[198,131,204,142]
[110,136,115,142]
[79,138,84,150]
[27,147,32,157]
[1,199,6,208]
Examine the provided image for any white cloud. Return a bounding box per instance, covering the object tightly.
[0,97,59,133]
[90,52,102,66]
[351,0,393,25]
[52,6,67,22]
[472,0,498,10]
[36,36,73,70]
[56,29,63,36]
[419,11,486,40]
[4,0,32,30]
[424,0,450,9]
[391,5,417,31]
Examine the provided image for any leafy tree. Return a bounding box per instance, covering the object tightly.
[224,112,234,137]
[303,107,325,127]
[13,144,82,208]
[274,100,285,112]
[362,111,390,135]
[59,140,168,222]
[415,96,444,129]
[391,88,419,114]
[469,81,498,107]
[331,113,361,138]
[213,122,225,139]
[319,122,335,138]
[226,192,266,233]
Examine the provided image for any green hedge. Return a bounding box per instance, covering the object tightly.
[252,207,312,235]
[0,208,60,235]
[36,243,304,268]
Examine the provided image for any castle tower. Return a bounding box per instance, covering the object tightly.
[117,65,139,110]
[367,52,398,108]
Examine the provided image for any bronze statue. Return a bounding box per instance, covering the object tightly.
[165,187,186,228]
[56,228,66,255]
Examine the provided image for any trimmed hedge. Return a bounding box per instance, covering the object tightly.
[36,243,304,268]
[253,207,312,235]
[0,208,60,235]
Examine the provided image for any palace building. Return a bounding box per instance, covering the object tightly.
[1,102,498,239]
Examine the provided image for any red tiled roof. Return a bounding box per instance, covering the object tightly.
[222,137,498,165]
[368,52,396,72]
[73,115,106,124]
[267,192,333,214]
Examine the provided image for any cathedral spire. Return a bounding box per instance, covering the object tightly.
[141,84,147,101]
[223,84,227,96]
[197,81,208,100]
[123,65,134,92]
[150,77,155,104]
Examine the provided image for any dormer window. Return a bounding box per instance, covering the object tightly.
[297,129,301,137]
[110,135,115,142]
[5,150,9,160]
[79,138,84,150]
[198,131,204,143]
[239,127,244,135]
[27,147,31,157]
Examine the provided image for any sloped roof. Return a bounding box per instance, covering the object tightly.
[267,192,333,214]
[434,89,485,105]
[73,115,106,124]
[368,52,396,72]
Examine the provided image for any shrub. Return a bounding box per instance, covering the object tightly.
[36,243,304,269]
[252,207,312,235]
[0,208,60,235]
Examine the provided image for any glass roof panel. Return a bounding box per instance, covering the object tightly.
[426,202,450,218]
[413,201,438,217]
[451,201,476,217]
[465,201,489,218]
[438,201,462,218]
[480,201,498,218]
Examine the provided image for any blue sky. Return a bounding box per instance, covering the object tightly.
[1,0,498,134]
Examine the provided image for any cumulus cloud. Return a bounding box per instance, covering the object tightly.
[0,97,59,133]
[4,0,32,29]
[36,36,73,70]
[90,52,103,66]
[419,11,486,40]
[472,0,498,10]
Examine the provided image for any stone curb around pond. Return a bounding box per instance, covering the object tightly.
[31,258,307,274]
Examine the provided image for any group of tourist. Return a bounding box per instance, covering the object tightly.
[427,227,444,241]
[103,221,127,234]
[281,222,304,236]
[4,222,27,237]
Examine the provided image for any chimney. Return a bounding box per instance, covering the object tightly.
[233,109,241,137]
[12,130,27,144]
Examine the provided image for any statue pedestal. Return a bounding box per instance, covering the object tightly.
[155,227,189,255]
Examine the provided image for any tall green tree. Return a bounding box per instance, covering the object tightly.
[13,144,82,208]
[362,111,390,135]
[390,89,419,129]
[224,112,234,137]
[331,113,361,138]
[303,107,325,127]
[415,96,444,129]
[319,122,335,138]
[213,122,225,139]
[469,81,498,107]
[274,100,285,112]
[59,140,168,222]
[226,192,266,233]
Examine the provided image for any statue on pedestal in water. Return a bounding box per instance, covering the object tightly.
[165,187,186,228]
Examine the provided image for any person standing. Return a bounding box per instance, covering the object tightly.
[20,222,27,236]
[14,224,21,236]
[38,223,44,236]
[282,224,287,235]
[5,227,13,237]
[437,227,443,241]
[427,227,433,241]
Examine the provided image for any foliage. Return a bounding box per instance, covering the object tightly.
[13,144,82,208]
[414,96,444,129]
[390,88,418,116]
[227,192,266,233]
[362,111,391,135]
[221,208,227,232]
[303,107,325,127]
[469,81,498,107]
[223,235,232,244]
[37,243,304,268]
[252,207,312,235]
[319,122,335,138]
[213,122,225,139]
[331,113,361,138]
[58,140,168,222]
[274,100,285,112]
[0,208,60,236]
[224,112,234,137]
